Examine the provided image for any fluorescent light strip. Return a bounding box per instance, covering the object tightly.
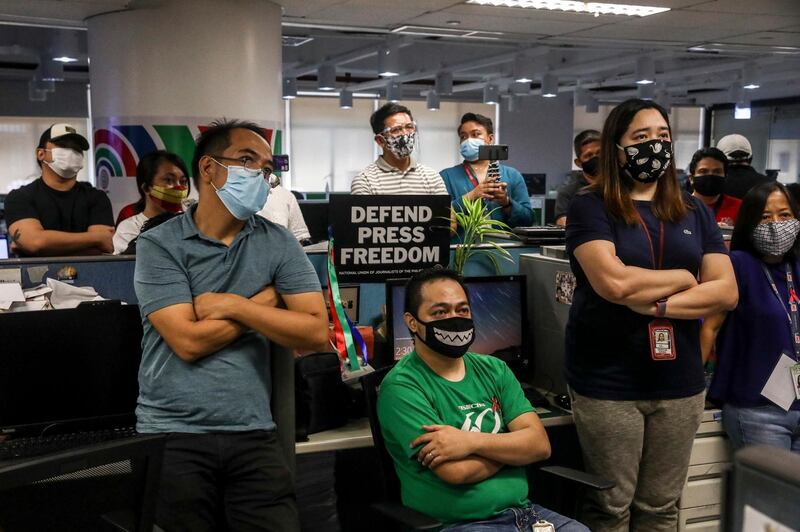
[466,0,670,17]
[298,91,380,98]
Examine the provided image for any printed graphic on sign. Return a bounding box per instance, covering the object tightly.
[329,194,450,283]
[93,117,282,217]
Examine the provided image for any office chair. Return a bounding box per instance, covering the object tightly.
[361,366,614,531]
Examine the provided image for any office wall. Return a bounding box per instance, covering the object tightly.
[0,79,88,118]
[499,94,574,194]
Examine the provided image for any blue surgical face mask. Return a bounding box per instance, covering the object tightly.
[460,138,485,162]
[209,159,269,220]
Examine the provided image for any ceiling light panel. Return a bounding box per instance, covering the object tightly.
[466,0,670,17]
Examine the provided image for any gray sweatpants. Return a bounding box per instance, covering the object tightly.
[570,390,705,532]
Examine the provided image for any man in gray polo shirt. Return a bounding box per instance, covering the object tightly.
[134,120,328,531]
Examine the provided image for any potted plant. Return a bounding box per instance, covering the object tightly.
[451,197,515,275]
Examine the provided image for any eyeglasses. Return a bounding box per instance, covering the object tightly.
[208,155,273,180]
[380,121,417,138]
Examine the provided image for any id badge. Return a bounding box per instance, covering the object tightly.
[532,520,556,532]
[649,319,676,361]
[791,363,800,401]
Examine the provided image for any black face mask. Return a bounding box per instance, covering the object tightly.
[618,139,672,184]
[692,174,725,197]
[581,156,599,177]
[413,315,475,359]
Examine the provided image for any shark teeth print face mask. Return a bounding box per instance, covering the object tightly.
[618,139,673,184]
[413,315,475,358]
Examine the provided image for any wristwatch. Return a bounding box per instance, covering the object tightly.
[656,298,668,318]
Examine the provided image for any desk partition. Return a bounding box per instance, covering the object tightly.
[0,241,539,327]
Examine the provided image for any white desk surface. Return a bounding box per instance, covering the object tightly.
[295,409,574,455]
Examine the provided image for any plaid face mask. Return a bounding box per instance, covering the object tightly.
[753,219,800,257]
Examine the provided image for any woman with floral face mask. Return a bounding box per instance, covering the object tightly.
[705,182,800,452]
[112,150,190,254]
[565,99,737,531]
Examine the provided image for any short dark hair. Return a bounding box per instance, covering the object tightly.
[191,119,268,185]
[132,150,190,214]
[731,181,800,259]
[370,103,413,134]
[459,113,494,135]
[404,267,470,317]
[688,147,728,176]
[573,129,600,158]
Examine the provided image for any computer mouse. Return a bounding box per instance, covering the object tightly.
[554,394,571,411]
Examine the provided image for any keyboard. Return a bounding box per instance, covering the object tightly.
[511,226,566,244]
[0,427,137,461]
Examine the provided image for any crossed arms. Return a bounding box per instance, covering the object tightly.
[147,285,329,363]
[411,412,551,485]
[573,240,738,318]
[9,218,114,256]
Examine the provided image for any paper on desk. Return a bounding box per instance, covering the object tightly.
[46,278,105,309]
[9,300,49,312]
[0,282,25,310]
[23,284,52,299]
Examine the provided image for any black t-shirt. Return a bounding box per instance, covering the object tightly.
[565,190,728,400]
[723,165,773,199]
[4,178,113,233]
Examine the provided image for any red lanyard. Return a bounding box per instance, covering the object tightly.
[463,163,480,189]
[634,211,665,270]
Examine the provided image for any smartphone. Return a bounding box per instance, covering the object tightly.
[477,144,509,161]
[272,154,290,172]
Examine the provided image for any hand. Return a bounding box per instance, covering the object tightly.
[92,226,114,253]
[411,425,476,469]
[466,181,500,202]
[251,285,282,308]
[627,302,656,316]
[489,183,510,207]
[194,292,245,321]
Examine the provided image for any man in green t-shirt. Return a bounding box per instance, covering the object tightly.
[377,268,589,531]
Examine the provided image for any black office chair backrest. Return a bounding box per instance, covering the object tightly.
[361,366,401,501]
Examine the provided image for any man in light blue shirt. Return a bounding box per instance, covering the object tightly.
[134,119,328,531]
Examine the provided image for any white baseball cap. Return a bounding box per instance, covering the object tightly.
[716,134,752,161]
[38,123,90,151]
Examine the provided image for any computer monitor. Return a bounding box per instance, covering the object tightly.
[522,173,546,196]
[0,303,143,435]
[0,235,8,259]
[385,275,530,374]
[724,445,800,531]
[298,200,329,243]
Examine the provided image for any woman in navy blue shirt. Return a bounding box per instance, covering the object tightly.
[705,182,800,451]
[565,99,737,531]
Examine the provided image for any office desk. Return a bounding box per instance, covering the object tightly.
[296,407,574,455]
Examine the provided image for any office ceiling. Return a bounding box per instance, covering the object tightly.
[0,0,798,107]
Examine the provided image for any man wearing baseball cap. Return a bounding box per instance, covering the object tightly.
[4,123,114,256]
[716,133,773,199]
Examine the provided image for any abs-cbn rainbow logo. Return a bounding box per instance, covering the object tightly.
[93,123,282,190]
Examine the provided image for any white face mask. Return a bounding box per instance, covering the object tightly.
[44,147,84,179]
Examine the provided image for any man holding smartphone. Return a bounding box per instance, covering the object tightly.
[440,113,533,230]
